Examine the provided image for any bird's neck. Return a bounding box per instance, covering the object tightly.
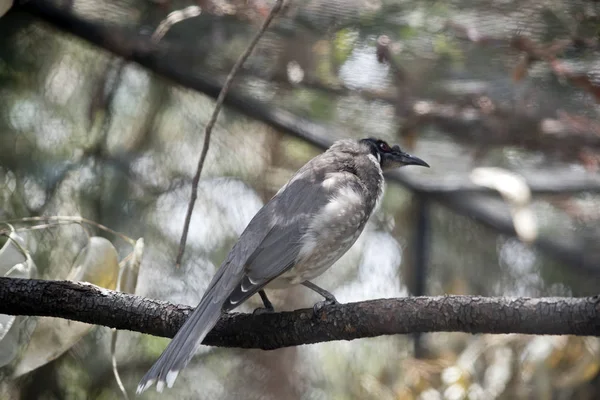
[355,155,385,210]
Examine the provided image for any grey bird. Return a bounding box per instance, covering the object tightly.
[137,137,429,393]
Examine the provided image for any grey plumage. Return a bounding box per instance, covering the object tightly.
[137,138,428,393]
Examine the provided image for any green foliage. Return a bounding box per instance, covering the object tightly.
[432,34,464,66]
[333,28,358,66]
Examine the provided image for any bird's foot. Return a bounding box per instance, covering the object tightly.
[255,290,274,315]
[312,295,339,315]
[253,305,275,315]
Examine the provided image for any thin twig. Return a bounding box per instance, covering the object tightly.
[111,330,129,400]
[109,252,134,400]
[0,216,136,245]
[175,0,284,267]
[151,6,202,43]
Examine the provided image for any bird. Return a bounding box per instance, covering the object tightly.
[137,137,429,393]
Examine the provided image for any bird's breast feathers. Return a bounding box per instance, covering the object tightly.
[261,153,384,286]
[276,173,378,285]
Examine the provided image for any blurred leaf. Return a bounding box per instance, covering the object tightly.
[314,40,337,85]
[521,336,568,382]
[482,347,513,398]
[120,238,144,294]
[554,338,600,389]
[0,230,27,273]
[470,168,537,243]
[66,236,120,289]
[0,316,20,368]
[333,28,358,66]
[432,34,463,65]
[0,230,38,368]
[13,236,119,377]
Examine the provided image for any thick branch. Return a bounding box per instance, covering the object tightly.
[1,278,599,350]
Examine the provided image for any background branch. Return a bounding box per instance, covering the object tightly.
[1,278,599,350]
[18,1,600,196]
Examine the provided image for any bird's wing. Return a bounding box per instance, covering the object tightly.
[224,169,339,308]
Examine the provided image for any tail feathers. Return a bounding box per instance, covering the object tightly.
[136,296,223,394]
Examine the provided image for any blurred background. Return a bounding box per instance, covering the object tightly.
[1,0,600,399]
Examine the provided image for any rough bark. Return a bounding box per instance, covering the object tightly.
[1,278,599,350]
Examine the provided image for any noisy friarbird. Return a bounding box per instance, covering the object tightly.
[137,138,429,393]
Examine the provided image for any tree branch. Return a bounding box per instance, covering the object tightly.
[1,278,599,350]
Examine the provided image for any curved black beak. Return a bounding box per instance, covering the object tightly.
[399,152,430,168]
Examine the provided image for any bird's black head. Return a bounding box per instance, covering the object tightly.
[360,138,429,171]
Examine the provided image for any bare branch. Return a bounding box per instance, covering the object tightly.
[175,0,283,267]
[1,278,599,350]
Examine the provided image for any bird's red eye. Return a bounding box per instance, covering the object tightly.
[379,142,390,152]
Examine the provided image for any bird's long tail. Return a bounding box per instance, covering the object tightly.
[136,291,223,394]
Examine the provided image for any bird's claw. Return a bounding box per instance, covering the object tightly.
[312,296,339,315]
[253,306,275,315]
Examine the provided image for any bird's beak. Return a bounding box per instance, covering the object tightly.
[381,146,430,171]
[398,152,430,168]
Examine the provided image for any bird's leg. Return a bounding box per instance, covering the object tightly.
[259,290,275,310]
[302,281,339,314]
[253,290,275,315]
[302,281,338,303]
